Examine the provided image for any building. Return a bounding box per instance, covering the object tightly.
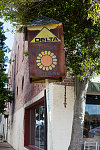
[0,114,5,142]
[4,17,100,150]
[7,17,75,150]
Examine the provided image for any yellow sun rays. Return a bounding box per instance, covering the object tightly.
[36,51,57,71]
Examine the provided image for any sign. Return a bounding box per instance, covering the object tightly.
[31,27,61,43]
[27,17,65,82]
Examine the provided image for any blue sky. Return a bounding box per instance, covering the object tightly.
[0,19,15,70]
[0,20,15,48]
[0,19,15,52]
[2,21,15,51]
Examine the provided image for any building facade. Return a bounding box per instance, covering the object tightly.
[5,18,100,150]
[6,29,75,150]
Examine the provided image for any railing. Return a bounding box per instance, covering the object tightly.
[84,141,99,150]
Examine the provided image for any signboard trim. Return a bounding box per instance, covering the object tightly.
[31,27,61,43]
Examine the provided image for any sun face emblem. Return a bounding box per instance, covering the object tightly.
[36,51,57,71]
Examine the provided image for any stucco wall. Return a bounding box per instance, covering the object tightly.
[8,107,24,150]
[48,84,75,150]
[7,84,75,150]
[8,89,44,150]
[0,115,5,139]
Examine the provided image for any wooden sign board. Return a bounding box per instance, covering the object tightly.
[27,17,66,82]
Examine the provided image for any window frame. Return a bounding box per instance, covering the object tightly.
[24,97,44,150]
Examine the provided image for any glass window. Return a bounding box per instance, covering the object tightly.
[35,106,44,149]
[30,104,45,149]
[84,95,100,139]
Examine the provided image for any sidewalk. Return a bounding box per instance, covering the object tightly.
[0,142,14,150]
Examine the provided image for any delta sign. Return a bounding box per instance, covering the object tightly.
[27,17,66,82]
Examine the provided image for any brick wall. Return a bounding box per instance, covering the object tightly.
[8,32,45,112]
[8,32,74,112]
[56,75,75,86]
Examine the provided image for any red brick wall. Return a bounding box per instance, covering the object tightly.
[8,33,45,112]
[8,32,74,112]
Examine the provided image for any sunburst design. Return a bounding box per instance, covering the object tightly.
[36,51,57,71]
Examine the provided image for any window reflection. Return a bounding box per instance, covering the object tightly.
[84,95,100,139]
[35,106,44,149]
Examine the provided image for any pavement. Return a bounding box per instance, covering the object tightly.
[0,142,14,150]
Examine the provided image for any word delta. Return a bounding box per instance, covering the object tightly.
[35,37,59,43]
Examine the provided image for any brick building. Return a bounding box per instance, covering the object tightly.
[7,17,75,150]
[6,17,100,150]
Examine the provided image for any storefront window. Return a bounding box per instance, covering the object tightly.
[24,99,45,149]
[84,95,100,139]
[35,106,45,149]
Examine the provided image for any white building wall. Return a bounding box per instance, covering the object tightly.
[0,115,5,139]
[7,84,75,150]
[48,84,75,150]
[8,107,24,150]
[8,90,45,150]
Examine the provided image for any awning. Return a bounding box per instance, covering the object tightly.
[87,82,100,93]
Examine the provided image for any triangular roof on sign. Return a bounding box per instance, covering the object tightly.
[31,27,61,43]
[27,16,61,26]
